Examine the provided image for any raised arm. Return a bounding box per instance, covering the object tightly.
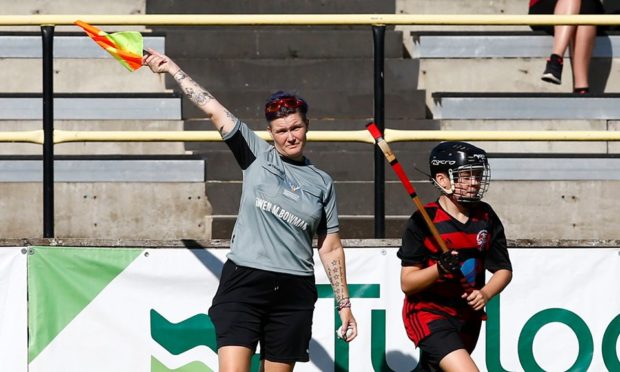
[318,232,357,342]
[143,48,237,136]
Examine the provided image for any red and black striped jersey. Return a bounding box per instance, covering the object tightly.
[398,200,512,344]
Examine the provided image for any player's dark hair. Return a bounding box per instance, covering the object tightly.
[264,91,308,122]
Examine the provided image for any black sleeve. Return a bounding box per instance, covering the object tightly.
[484,206,513,273]
[397,212,430,267]
[224,129,256,170]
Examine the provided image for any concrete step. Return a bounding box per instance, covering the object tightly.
[184,117,437,130]
[397,0,532,56]
[147,0,395,14]
[2,0,145,16]
[184,118,440,181]
[184,118,439,148]
[157,29,404,59]
[0,155,206,182]
[0,120,186,155]
[210,179,620,240]
[397,0,620,23]
[397,0,526,18]
[490,157,620,180]
[0,93,181,120]
[485,180,620,240]
[0,32,165,58]
[180,89,427,120]
[410,31,620,59]
[5,178,613,240]
[0,59,167,93]
[206,180,438,216]
[417,58,620,100]
[1,1,146,32]
[171,58,419,94]
[439,119,620,154]
[0,182,211,239]
[196,146,435,182]
[184,118,439,130]
[211,215,409,239]
[432,92,620,120]
[197,149,620,183]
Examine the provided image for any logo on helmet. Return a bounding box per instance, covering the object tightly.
[431,160,456,166]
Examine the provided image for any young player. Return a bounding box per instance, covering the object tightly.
[398,142,513,371]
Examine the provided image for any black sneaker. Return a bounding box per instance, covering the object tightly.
[541,54,563,85]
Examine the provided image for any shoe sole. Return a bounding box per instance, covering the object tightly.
[541,73,561,85]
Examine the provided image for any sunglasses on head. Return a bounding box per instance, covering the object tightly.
[265,97,306,115]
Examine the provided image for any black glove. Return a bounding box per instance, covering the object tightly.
[437,250,461,278]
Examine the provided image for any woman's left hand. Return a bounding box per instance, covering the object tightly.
[462,289,489,311]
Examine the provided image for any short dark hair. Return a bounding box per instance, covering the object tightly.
[264,91,309,122]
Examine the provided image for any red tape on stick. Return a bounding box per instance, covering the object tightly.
[366,122,383,140]
[366,123,417,196]
[391,162,416,197]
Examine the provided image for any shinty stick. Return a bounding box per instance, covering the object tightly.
[366,122,449,253]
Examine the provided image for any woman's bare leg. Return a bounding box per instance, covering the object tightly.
[570,24,597,89]
[439,348,480,372]
[218,346,254,372]
[260,359,295,372]
[552,0,582,56]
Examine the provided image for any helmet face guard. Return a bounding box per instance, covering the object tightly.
[429,142,491,203]
[447,164,490,203]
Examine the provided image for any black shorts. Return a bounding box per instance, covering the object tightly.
[414,316,482,372]
[208,260,317,363]
[529,0,605,34]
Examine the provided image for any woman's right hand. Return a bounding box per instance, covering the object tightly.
[142,48,180,75]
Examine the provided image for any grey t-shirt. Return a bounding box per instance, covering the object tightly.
[222,119,340,276]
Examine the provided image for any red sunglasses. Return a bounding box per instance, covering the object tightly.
[265,97,306,114]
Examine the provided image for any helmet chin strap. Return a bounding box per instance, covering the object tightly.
[431,172,456,197]
[432,179,455,196]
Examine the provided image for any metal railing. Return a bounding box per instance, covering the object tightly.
[4,129,620,144]
[2,14,620,26]
[2,14,620,238]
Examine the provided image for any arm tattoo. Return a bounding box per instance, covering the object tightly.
[173,70,215,107]
[184,87,214,106]
[224,110,237,122]
[173,70,187,81]
[326,258,346,303]
[213,110,236,136]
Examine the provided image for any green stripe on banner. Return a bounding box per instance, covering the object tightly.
[151,356,214,372]
[317,283,380,298]
[28,246,143,362]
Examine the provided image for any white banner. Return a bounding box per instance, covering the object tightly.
[26,247,620,371]
[0,247,27,372]
[473,248,620,372]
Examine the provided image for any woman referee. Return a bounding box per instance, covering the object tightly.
[144,49,357,372]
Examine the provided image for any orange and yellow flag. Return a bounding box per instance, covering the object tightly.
[74,20,143,71]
